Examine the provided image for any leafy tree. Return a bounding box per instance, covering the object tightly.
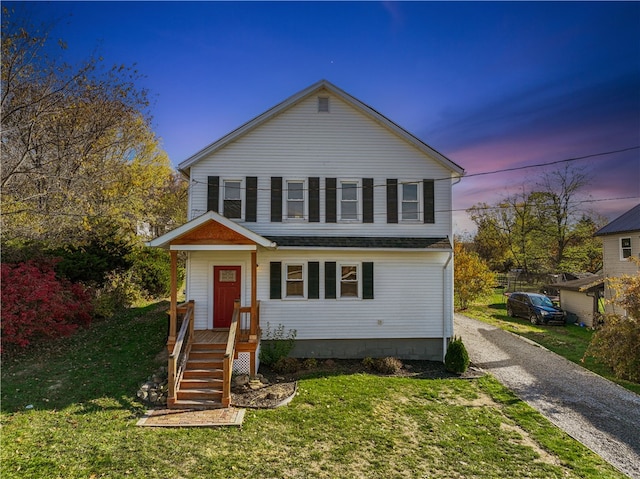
[454,240,496,310]
[468,165,601,274]
[1,8,175,245]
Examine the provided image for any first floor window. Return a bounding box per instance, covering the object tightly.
[223,180,242,219]
[286,264,304,297]
[340,264,358,298]
[621,237,632,259]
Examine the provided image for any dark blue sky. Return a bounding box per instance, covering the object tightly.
[7,1,640,232]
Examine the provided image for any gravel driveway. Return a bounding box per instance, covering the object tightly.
[455,313,640,479]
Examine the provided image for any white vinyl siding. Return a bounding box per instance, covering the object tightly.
[187,92,454,237]
[256,249,451,339]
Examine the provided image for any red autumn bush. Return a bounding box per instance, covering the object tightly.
[1,259,93,354]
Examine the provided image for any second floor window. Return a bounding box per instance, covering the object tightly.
[286,180,305,220]
[340,181,359,221]
[621,237,632,259]
[224,180,242,219]
[401,182,420,221]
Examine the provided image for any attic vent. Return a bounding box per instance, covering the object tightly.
[318,96,329,113]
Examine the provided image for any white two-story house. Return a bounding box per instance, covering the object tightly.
[148,80,464,408]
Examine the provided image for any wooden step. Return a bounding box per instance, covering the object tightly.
[191,342,226,351]
[179,378,224,389]
[189,349,226,360]
[176,388,223,401]
[182,368,224,379]
[187,358,223,369]
[170,398,226,410]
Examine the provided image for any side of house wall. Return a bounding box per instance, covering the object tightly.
[559,290,594,327]
[601,233,640,316]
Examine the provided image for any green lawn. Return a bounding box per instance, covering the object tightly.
[462,292,640,395]
[1,300,626,479]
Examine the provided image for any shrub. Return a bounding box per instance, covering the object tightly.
[374,357,403,374]
[361,357,376,370]
[302,358,318,370]
[445,336,470,373]
[259,323,297,366]
[273,357,300,374]
[1,260,93,354]
[584,265,640,383]
[586,315,640,383]
[129,247,184,298]
[92,270,145,318]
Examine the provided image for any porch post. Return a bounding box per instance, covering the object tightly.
[250,249,258,340]
[168,249,178,352]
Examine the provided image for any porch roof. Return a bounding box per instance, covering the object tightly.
[146,211,277,250]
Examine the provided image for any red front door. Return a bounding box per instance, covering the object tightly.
[213,266,241,328]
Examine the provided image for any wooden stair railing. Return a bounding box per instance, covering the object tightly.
[222,301,242,407]
[168,301,194,408]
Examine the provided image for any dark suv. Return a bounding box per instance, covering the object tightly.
[506,292,566,325]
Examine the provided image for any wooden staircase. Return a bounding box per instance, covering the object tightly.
[173,342,227,409]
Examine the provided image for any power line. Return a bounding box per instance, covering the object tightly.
[461,146,640,180]
[185,145,640,192]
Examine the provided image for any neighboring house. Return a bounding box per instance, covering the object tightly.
[549,274,604,328]
[148,80,464,408]
[594,203,640,317]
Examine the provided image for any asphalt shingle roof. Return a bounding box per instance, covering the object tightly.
[265,236,451,249]
[594,204,640,236]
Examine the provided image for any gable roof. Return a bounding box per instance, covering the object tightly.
[178,79,465,176]
[146,211,276,249]
[594,203,640,236]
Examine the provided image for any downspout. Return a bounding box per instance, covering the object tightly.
[442,249,453,362]
[442,174,462,361]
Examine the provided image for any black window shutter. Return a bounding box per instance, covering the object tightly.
[423,179,435,224]
[207,176,219,213]
[245,177,257,222]
[324,261,336,299]
[271,177,282,222]
[269,262,282,299]
[308,261,320,299]
[309,177,320,223]
[325,178,337,223]
[363,262,374,299]
[363,178,374,223]
[386,179,398,224]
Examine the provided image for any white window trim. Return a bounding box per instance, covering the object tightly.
[283,262,306,300]
[283,178,307,222]
[620,237,632,260]
[338,179,361,223]
[222,178,245,221]
[399,179,422,223]
[337,262,361,300]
